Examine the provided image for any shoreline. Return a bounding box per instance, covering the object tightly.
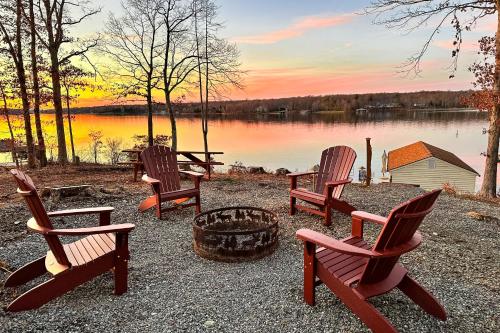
[33,107,478,116]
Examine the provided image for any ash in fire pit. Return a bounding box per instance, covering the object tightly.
[193,207,278,262]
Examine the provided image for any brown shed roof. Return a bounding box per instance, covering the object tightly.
[387,141,479,175]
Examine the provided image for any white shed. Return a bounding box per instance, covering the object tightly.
[388,141,479,193]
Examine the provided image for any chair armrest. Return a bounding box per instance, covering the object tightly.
[179,170,204,178]
[287,171,317,178]
[142,174,160,184]
[325,178,352,187]
[351,211,387,225]
[296,229,375,258]
[179,170,203,188]
[27,217,135,235]
[47,207,114,218]
[47,224,135,236]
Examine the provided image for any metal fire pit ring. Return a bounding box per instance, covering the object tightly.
[193,206,279,262]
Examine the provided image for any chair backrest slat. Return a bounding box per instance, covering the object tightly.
[359,189,442,285]
[315,146,357,198]
[141,145,181,193]
[10,170,70,267]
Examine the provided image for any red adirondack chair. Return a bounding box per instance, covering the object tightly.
[288,146,357,226]
[296,189,446,333]
[139,145,203,219]
[5,169,135,312]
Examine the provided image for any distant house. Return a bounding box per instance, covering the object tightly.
[388,141,479,193]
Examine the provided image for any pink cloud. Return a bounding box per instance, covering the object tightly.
[225,66,472,100]
[233,14,354,44]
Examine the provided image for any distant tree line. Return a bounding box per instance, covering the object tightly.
[201,90,471,113]
[60,90,472,115]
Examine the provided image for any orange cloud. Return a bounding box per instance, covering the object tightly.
[233,14,354,44]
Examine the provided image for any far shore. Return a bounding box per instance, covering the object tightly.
[26,106,478,116]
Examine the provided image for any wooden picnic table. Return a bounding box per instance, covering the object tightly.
[176,151,224,179]
[120,149,224,181]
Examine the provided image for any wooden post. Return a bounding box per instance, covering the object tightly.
[366,138,372,186]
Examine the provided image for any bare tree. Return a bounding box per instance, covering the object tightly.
[102,0,164,147]
[0,0,36,168]
[0,67,19,167]
[33,0,101,164]
[366,0,499,198]
[88,129,103,164]
[26,0,47,166]
[60,61,93,163]
[159,0,197,150]
[105,138,123,165]
[193,0,243,157]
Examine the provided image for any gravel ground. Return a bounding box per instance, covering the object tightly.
[0,173,499,332]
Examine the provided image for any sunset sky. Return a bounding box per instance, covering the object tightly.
[77,0,496,106]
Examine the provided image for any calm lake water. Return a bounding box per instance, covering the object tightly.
[1,109,495,190]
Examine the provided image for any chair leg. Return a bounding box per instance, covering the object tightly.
[303,242,316,306]
[324,204,332,226]
[345,294,397,333]
[114,234,129,295]
[133,164,139,182]
[155,196,162,219]
[4,256,46,287]
[7,277,63,312]
[7,265,107,312]
[290,196,296,215]
[316,263,397,333]
[398,275,447,321]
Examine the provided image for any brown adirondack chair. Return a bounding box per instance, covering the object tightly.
[4,169,135,312]
[139,145,203,219]
[288,146,357,226]
[296,189,446,333]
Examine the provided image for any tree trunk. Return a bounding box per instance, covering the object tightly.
[65,89,76,162]
[29,0,47,167]
[1,88,19,167]
[203,3,209,162]
[147,78,154,147]
[165,94,177,150]
[479,8,500,198]
[49,50,68,164]
[15,0,36,168]
[194,2,209,161]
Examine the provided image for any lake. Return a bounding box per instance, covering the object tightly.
[1,109,495,190]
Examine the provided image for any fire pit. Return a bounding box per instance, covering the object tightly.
[193,207,278,262]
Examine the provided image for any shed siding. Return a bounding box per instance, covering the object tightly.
[390,157,477,193]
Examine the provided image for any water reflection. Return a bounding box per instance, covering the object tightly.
[0,109,494,191]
